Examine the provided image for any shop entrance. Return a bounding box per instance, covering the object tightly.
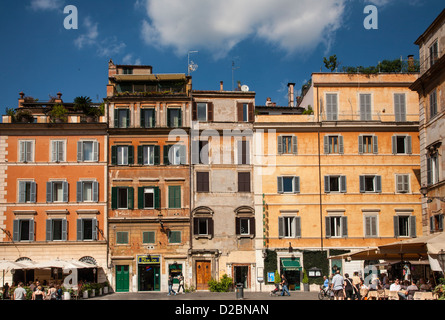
[233,266,249,288]
[280,258,301,291]
[138,255,161,292]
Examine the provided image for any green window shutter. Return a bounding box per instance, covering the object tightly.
[140,110,145,128]
[128,146,134,165]
[77,219,83,241]
[178,109,183,127]
[358,136,364,154]
[111,146,117,165]
[168,186,181,209]
[126,109,130,128]
[30,182,36,203]
[324,176,330,193]
[292,136,298,155]
[137,146,143,165]
[46,219,53,241]
[111,187,118,210]
[154,146,161,165]
[19,181,26,203]
[277,136,283,155]
[114,109,119,128]
[163,145,171,165]
[77,181,83,202]
[138,187,144,209]
[373,136,379,154]
[154,187,160,209]
[143,231,155,244]
[127,187,134,210]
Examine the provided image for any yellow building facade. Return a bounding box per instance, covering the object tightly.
[254,73,421,291]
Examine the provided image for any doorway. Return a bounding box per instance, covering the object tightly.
[115,265,129,292]
[233,265,249,288]
[138,264,160,291]
[196,261,211,290]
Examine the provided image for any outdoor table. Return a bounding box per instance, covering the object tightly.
[367,290,379,300]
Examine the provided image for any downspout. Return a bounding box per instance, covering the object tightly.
[316,86,324,253]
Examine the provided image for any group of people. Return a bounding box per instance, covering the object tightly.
[324,270,434,300]
[3,280,63,301]
[167,273,185,296]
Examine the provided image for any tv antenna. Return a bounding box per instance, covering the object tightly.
[188,51,199,76]
[232,61,240,91]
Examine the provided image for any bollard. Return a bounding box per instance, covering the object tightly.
[236,283,244,300]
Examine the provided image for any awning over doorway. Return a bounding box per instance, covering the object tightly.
[281,258,302,271]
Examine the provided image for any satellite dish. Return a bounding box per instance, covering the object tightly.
[241,85,249,92]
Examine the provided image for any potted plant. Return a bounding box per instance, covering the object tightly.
[50,104,68,123]
[81,284,89,299]
[15,109,34,123]
[103,281,109,294]
[302,269,309,292]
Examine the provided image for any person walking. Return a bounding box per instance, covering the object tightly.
[168,275,176,296]
[13,282,27,300]
[177,274,185,294]
[331,270,345,300]
[352,272,361,300]
[280,274,291,296]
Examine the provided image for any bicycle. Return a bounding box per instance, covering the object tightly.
[318,286,333,300]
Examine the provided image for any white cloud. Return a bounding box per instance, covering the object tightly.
[74,17,99,49]
[122,54,142,66]
[30,0,64,11]
[139,0,347,59]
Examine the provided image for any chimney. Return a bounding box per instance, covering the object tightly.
[220,81,224,91]
[288,83,295,108]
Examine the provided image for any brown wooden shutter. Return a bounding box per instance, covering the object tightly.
[237,103,243,122]
[192,102,197,121]
[207,102,214,122]
[248,103,254,123]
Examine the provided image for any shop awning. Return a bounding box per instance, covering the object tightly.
[281,259,302,271]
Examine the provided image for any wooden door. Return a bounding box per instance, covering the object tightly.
[196,261,211,290]
[116,265,130,292]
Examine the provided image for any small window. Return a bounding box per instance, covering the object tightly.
[430,41,439,67]
[196,172,209,193]
[430,214,444,233]
[118,188,128,209]
[237,140,250,165]
[325,216,348,238]
[116,232,129,244]
[51,140,66,162]
[239,218,250,235]
[324,135,344,154]
[324,176,347,193]
[396,175,410,193]
[143,231,155,244]
[47,219,67,241]
[142,146,155,165]
[168,186,181,209]
[394,94,407,122]
[394,215,416,238]
[192,141,209,165]
[360,175,382,193]
[278,216,301,239]
[13,219,34,242]
[430,90,438,119]
[326,93,338,121]
[359,135,378,154]
[118,109,130,128]
[167,109,182,128]
[47,181,68,203]
[364,215,378,238]
[77,181,99,202]
[18,181,36,203]
[19,141,34,163]
[168,230,181,244]
[78,141,99,162]
[117,146,129,165]
[143,188,154,209]
[164,145,185,165]
[111,187,134,210]
[392,136,412,155]
[359,94,372,121]
[141,109,156,128]
[77,218,97,241]
[277,176,300,194]
[238,172,251,193]
[427,153,439,186]
[197,103,208,122]
[196,218,209,236]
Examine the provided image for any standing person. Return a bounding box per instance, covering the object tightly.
[280,274,291,296]
[2,282,10,300]
[177,273,185,294]
[56,284,63,300]
[344,273,354,300]
[331,270,344,300]
[32,286,45,301]
[13,282,27,300]
[352,272,361,300]
[47,283,57,300]
[322,276,329,293]
[167,275,176,296]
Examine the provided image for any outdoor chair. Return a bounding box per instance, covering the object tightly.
[413,292,423,300]
[367,290,378,300]
[387,291,399,300]
[422,292,434,300]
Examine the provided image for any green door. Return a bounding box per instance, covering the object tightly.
[116,265,130,292]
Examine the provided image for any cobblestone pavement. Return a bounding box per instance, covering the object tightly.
[90,290,320,301]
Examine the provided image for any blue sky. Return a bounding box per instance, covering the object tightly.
[0,0,443,116]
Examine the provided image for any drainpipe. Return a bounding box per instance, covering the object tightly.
[316,86,324,252]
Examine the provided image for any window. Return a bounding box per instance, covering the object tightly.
[77,141,99,162]
[430,90,438,119]
[19,141,34,163]
[51,140,65,162]
[238,172,251,193]
[168,186,181,209]
[326,93,338,121]
[358,135,378,154]
[364,215,378,238]
[111,145,134,166]
[115,109,130,128]
[167,108,182,127]
[236,217,255,236]
[77,181,99,202]
[164,145,186,165]
[359,175,382,193]
[278,216,301,238]
[168,230,181,244]
[359,94,372,121]
[116,232,129,244]
[324,176,347,193]
[143,231,155,244]
[138,187,160,209]
[237,103,253,122]
[194,217,213,237]
[430,40,439,67]
[396,175,410,193]
[325,216,348,238]
[46,181,68,203]
[13,219,34,242]
[394,215,416,238]
[122,68,133,75]
[46,219,67,241]
[427,153,439,186]
[394,94,407,122]
[77,218,97,241]
[430,214,444,233]
[277,176,300,194]
[196,172,209,193]
[278,136,298,155]
[141,109,156,128]
[392,136,412,155]
[111,187,134,210]
[18,181,36,203]
[192,141,209,165]
[198,103,207,121]
[237,140,250,165]
[324,135,344,154]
